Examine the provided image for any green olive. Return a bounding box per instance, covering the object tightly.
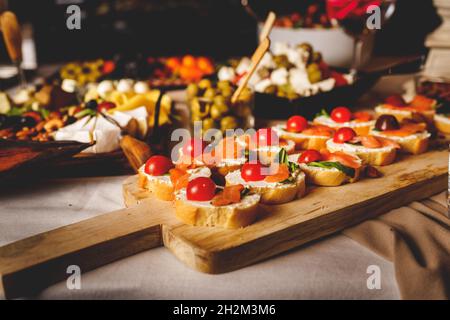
[202,117,215,131]
[213,95,226,107]
[220,116,238,131]
[203,88,216,100]
[287,92,300,100]
[186,83,199,99]
[308,70,322,84]
[307,63,320,73]
[190,98,210,118]
[221,87,233,99]
[217,80,231,91]
[198,79,212,90]
[264,85,277,95]
[273,54,289,68]
[210,104,224,120]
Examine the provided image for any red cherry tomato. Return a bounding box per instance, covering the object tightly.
[253,128,279,147]
[333,127,356,143]
[298,150,323,164]
[186,177,216,201]
[144,155,174,176]
[331,107,353,123]
[182,138,207,158]
[97,101,116,113]
[241,163,266,182]
[286,115,308,133]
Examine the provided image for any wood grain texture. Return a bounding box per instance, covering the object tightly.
[0,149,447,298]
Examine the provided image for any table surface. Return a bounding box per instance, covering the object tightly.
[0,74,424,300]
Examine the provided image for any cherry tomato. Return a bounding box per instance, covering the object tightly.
[333,127,356,143]
[22,111,42,123]
[182,138,207,158]
[186,177,216,201]
[286,115,308,133]
[97,101,116,113]
[241,163,266,182]
[144,155,174,176]
[298,150,322,164]
[331,106,352,123]
[253,128,279,147]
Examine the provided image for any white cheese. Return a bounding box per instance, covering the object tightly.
[370,130,431,142]
[218,66,236,82]
[139,166,211,186]
[326,139,395,153]
[435,114,450,124]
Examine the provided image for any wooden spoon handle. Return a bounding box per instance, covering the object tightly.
[0,201,167,299]
[0,11,22,62]
[259,11,276,42]
[231,38,270,104]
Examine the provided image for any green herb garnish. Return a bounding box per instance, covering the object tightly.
[308,161,355,177]
[315,109,329,119]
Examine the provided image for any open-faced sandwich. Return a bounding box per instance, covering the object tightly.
[272,115,335,151]
[237,128,296,164]
[313,106,375,136]
[174,177,261,229]
[434,113,450,135]
[138,155,211,201]
[326,127,400,166]
[374,95,437,122]
[370,115,430,154]
[288,149,362,187]
[225,149,306,204]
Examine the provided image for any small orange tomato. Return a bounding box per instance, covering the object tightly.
[182,55,196,68]
[166,57,181,72]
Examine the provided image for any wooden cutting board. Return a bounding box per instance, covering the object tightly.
[0,149,447,299]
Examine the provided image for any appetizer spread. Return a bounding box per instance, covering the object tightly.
[374,95,437,122]
[288,149,362,187]
[273,115,335,150]
[326,127,400,166]
[370,115,430,154]
[313,106,375,136]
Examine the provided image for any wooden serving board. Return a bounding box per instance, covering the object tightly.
[0,149,447,299]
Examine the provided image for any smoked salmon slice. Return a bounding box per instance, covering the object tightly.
[320,149,361,169]
[302,125,335,137]
[211,184,244,206]
[169,168,189,191]
[264,163,290,183]
[381,123,426,137]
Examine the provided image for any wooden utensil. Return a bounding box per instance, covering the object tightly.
[231,37,270,104]
[0,11,26,87]
[259,11,276,42]
[0,149,447,299]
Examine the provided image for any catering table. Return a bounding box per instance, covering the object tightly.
[0,74,447,300]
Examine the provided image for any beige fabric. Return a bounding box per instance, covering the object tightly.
[343,193,450,300]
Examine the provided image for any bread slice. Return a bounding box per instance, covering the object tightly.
[326,140,396,166]
[225,170,306,205]
[300,164,361,187]
[138,166,211,201]
[375,105,435,123]
[273,125,330,151]
[174,193,261,229]
[370,131,430,155]
[434,114,450,134]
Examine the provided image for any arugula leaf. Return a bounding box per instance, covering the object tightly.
[315,109,329,119]
[277,148,299,174]
[278,148,288,165]
[308,161,355,177]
